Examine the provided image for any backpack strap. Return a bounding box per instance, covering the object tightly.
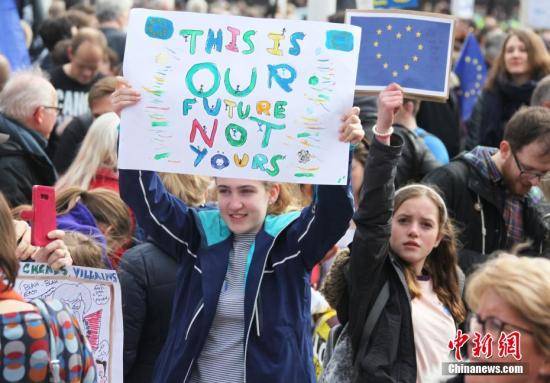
[353,281,390,373]
[32,299,61,383]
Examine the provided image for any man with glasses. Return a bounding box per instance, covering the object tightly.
[423,106,550,275]
[0,70,59,206]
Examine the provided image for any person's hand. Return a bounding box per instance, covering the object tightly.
[339,107,364,144]
[14,220,39,261]
[110,76,141,116]
[32,230,73,270]
[376,83,404,133]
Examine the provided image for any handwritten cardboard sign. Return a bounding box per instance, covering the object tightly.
[119,9,361,184]
[14,263,123,383]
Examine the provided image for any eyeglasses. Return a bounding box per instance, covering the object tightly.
[42,105,62,115]
[511,151,549,182]
[467,312,533,337]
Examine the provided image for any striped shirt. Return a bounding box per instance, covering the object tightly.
[190,233,256,383]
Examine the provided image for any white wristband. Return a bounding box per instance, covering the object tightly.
[372,124,394,137]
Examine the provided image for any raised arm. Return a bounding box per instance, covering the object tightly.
[291,108,364,270]
[113,78,202,257]
[348,84,404,328]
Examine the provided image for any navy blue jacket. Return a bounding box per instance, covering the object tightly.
[119,169,354,383]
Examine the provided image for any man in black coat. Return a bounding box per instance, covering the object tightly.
[423,106,550,275]
[0,70,58,207]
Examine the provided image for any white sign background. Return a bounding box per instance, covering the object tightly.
[14,263,123,383]
[119,9,361,185]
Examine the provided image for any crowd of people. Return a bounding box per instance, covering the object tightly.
[0,0,550,382]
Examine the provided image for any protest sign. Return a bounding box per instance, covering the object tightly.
[14,263,123,383]
[520,0,550,30]
[119,9,361,185]
[346,10,455,101]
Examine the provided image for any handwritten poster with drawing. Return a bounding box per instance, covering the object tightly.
[14,263,123,383]
[119,9,361,184]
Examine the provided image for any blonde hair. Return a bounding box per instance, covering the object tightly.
[158,173,211,207]
[466,252,550,357]
[265,182,296,215]
[64,231,105,269]
[393,184,466,324]
[55,112,119,191]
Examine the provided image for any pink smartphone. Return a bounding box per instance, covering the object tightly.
[20,186,57,247]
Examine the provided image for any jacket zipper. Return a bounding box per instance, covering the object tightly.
[185,301,204,340]
[182,300,203,382]
[255,295,262,337]
[243,215,301,383]
[183,357,195,383]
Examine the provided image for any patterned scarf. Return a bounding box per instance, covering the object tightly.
[464,146,525,247]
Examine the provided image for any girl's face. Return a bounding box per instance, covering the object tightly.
[216,178,279,234]
[504,36,531,79]
[389,196,442,274]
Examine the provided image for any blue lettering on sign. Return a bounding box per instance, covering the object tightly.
[325,30,354,52]
[145,17,174,40]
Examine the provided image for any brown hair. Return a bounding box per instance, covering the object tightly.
[88,75,117,107]
[65,9,96,29]
[504,106,550,153]
[485,29,550,91]
[64,231,105,269]
[70,27,107,54]
[0,193,19,289]
[56,187,133,255]
[159,173,211,207]
[393,184,466,324]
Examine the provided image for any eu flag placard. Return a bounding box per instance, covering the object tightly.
[454,33,487,121]
[346,10,455,100]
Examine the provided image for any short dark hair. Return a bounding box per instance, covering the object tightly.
[38,16,74,51]
[504,106,550,153]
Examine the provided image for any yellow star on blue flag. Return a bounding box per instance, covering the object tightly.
[349,15,452,92]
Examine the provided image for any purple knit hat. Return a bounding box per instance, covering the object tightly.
[56,201,113,268]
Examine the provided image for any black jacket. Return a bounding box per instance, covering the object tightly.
[366,124,441,189]
[340,135,417,383]
[0,113,57,207]
[118,241,178,383]
[52,113,93,174]
[465,78,536,150]
[423,153,549,275]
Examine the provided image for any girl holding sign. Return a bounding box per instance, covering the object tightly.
[336,84,466,382]
[112,78,364,383]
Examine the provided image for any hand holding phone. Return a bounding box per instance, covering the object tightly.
[19,186,57,247]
